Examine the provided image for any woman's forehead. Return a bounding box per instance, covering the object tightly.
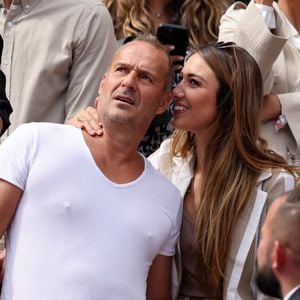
[183,53,212,75]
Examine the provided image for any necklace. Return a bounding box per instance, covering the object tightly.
[153,11,162,19]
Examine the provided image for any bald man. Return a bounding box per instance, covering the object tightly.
[0,35,181,299]
[256,188,300,299]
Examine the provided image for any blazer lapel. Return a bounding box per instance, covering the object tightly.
[224,172,272,299]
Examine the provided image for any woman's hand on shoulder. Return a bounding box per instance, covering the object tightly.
[68,106,103,136]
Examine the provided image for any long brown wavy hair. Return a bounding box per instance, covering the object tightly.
[171,43,298,293]
[103,0,232,47]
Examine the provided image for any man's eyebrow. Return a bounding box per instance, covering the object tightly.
[115,62,156,77]
[137,68,156,78]
[113,62,130,68]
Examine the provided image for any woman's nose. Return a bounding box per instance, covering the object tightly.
[172,84,184,100]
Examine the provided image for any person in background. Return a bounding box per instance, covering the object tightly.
[0,0,117,135]
[0,35,11,136]
[0,35,182,299]
[0,34,11,260]
[218,0,300,165]
[235,0,250,4]
[71,42,298,299]
[104,0,232,47]
[102,0,233,156]
[256,188,300,299]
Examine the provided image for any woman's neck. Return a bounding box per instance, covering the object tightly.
[194,126,217,171]
[150,0,170,18]
[150,0,173,32]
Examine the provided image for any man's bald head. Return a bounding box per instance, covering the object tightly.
[256,188,300,298]
[109,34,173,92]
[270,189,300,265]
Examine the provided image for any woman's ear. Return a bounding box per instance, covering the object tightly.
[156,92,172,115]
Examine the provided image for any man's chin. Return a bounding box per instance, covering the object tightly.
[255,267,281,298]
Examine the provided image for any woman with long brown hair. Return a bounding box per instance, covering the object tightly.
[149,42,297,299]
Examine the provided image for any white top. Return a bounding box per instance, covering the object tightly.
[230,3,300,90]
[0,123,182,300]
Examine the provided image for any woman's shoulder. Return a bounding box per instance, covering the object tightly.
[259,168,296,204]
[148,138,174,170]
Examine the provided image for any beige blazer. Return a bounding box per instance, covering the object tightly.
[219,1,300,163]
[149,138,296,300]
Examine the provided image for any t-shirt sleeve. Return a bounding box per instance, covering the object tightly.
[159,193,183,256]
[0,123,37,190]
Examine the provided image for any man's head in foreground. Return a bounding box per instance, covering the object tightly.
[256,188,300,298]
[96,35,172,137]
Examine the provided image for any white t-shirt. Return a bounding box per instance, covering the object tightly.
[0,123,182,300]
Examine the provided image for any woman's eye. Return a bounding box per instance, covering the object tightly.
[189,79,199,87]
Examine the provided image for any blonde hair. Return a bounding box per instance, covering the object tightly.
[103,0,232,47]
[171,43,297,293]
[180,0,231,48]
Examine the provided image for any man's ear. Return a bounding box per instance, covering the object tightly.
[98,74,107,94]
[95,95,100,108]
[156,92,172,115]
[272,240,287,271]
[96,74,107,107]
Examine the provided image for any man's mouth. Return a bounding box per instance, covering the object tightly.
[114,94,135,105]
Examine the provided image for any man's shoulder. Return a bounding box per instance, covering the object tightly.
[12,122,78,140]
[40,0,108,14]
[288,286,300,300]
[55,0,106,9]
[17,122,71,131]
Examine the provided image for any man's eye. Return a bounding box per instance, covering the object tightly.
[116,67,127,73]
[141,74,153,83]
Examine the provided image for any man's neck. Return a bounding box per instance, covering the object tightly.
[82,129,144,184]
[278,0,300,32]
[3,0,12,9]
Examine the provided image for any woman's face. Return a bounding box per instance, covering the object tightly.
[171,53,219,135]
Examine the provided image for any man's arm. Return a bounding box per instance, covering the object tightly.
[64,4,117,121]
[218,0,288,94]
[0,179,22,238]
[146,254,172,300]
[0,70,12,136]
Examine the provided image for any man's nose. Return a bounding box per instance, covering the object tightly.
[121,71,137,90]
